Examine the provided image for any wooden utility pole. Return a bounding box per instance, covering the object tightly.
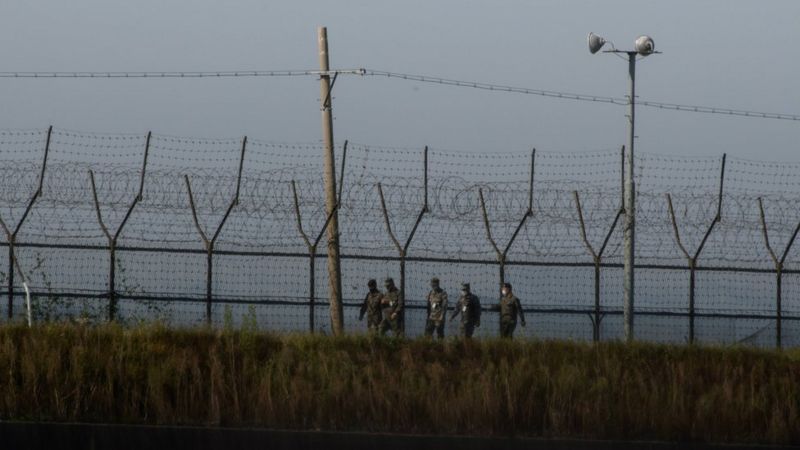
[318,26,344,335]
[623,52,636,342]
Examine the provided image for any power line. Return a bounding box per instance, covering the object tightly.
[0,69,366,78]
[0,68,629,105]
[364,69,628,105]
[363,70,800,122]
[638,100,800,121]
[1,67,798,122]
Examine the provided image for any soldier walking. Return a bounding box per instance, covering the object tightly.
[379,278,404,337]
[494,282,526,338]
[450,282,481,338]
[424,277,448,339]
[359,279,383,334]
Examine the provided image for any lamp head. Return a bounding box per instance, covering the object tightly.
[634,35,655,55]
[588,32,606,54]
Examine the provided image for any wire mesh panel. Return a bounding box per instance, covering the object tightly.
[14,247,108,321]
[637,268,690,314]
[634,315,689,345]
[696,270,776,316]
[116,250,206,298]
[116,299,207,327]
[694,270,777,345]
[213,254,311,332]
[696,317,777,347]
[783,319,800,348]
[214,302,310,333]
[598,266,624,340]
[783,273,800,317]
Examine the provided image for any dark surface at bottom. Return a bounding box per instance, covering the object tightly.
[0,421,795,450]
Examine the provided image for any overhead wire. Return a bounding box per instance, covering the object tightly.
[0,67,798,122]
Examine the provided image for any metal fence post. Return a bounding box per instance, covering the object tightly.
[206,247,214,323]
[574,190,622,342]
[755,195,800,349]
[0,213,33,325]
[757,197,783,348]
[666,193,695,341]
[309,254,315,332]
[776,266,782,348]
[89,170,113,319]
[5,126,51,319]
[665,154,725,344]
[6,247,13,319]
[377,181,427,336]
[184,175,210,323]
[478,150,536,334]
[478,188,503,289]
[113,131,150,318]
[90,132,151,321]
[376,148,428,336]
[689,259,696,341]
[109,245,116,318]
[184,136,247,325]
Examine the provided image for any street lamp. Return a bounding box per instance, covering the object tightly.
[588,32,659,342]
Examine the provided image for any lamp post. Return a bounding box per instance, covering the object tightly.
[588,33,659,342]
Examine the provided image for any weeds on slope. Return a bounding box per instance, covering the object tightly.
[0,322,798,444]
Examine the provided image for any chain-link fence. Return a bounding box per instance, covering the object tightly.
[1,127,798,347]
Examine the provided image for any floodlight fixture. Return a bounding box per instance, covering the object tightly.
[634,35,655,56]
[587,32,606,54]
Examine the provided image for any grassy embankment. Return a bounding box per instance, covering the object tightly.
[0,322,798,445]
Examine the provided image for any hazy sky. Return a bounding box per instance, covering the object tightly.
[1,0,799,159]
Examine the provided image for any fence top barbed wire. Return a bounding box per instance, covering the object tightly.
[1,127,799,267]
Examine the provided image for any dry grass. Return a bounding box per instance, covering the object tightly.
[0,322,798,444]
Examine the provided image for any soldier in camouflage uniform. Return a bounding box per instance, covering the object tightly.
[379,278,404,337]
[450,282,481,338]
[424,277,448,339]
[359,279,383,334]
[494,282,526,338]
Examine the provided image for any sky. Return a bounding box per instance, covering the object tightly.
[1,0,799,160]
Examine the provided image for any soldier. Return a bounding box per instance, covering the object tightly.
[494,282,526,338]
[359,279,383,334]
[450,282,481,338]
[379,278,404,337]
[424,277,448,339]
